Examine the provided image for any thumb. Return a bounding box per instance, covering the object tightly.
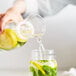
[0,14,5,33]
[0,21,3,33]
[0,20,3,33]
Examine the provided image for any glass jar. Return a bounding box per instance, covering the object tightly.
[30,49,57,76]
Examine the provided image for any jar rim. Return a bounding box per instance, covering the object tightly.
[32,49,55,55]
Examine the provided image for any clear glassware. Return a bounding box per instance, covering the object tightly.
[0,14,46,50]
[30,49,58,76]
[17,14,46,39]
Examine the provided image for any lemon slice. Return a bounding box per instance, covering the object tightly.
[16,21,34,42]
[30,61,46,75]
[0,29,17,50]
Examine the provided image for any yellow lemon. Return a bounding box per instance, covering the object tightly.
[30,61,46,75]
[0,29,17,50]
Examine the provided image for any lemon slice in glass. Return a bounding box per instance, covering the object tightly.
[30,61,46,75]
[16,21,34,42]
[0,29,17,50]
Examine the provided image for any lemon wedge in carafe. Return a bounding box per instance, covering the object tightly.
[0,21,34,50]
[0,29,17,50]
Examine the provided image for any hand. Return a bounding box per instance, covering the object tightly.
[0,7,24,33]
[0,14,5,33]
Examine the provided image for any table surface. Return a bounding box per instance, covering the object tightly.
[0,70,25,76]
[26,71,63,76]
[0,70,63,76]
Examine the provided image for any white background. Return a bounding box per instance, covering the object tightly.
[0,0,76,70]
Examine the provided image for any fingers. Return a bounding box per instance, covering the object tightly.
[0,15,11,32]
[0,21,2,33]
[0,14,5,18]
[0,14,5,33]
[12,14,23,24]
[0,13,23,33]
